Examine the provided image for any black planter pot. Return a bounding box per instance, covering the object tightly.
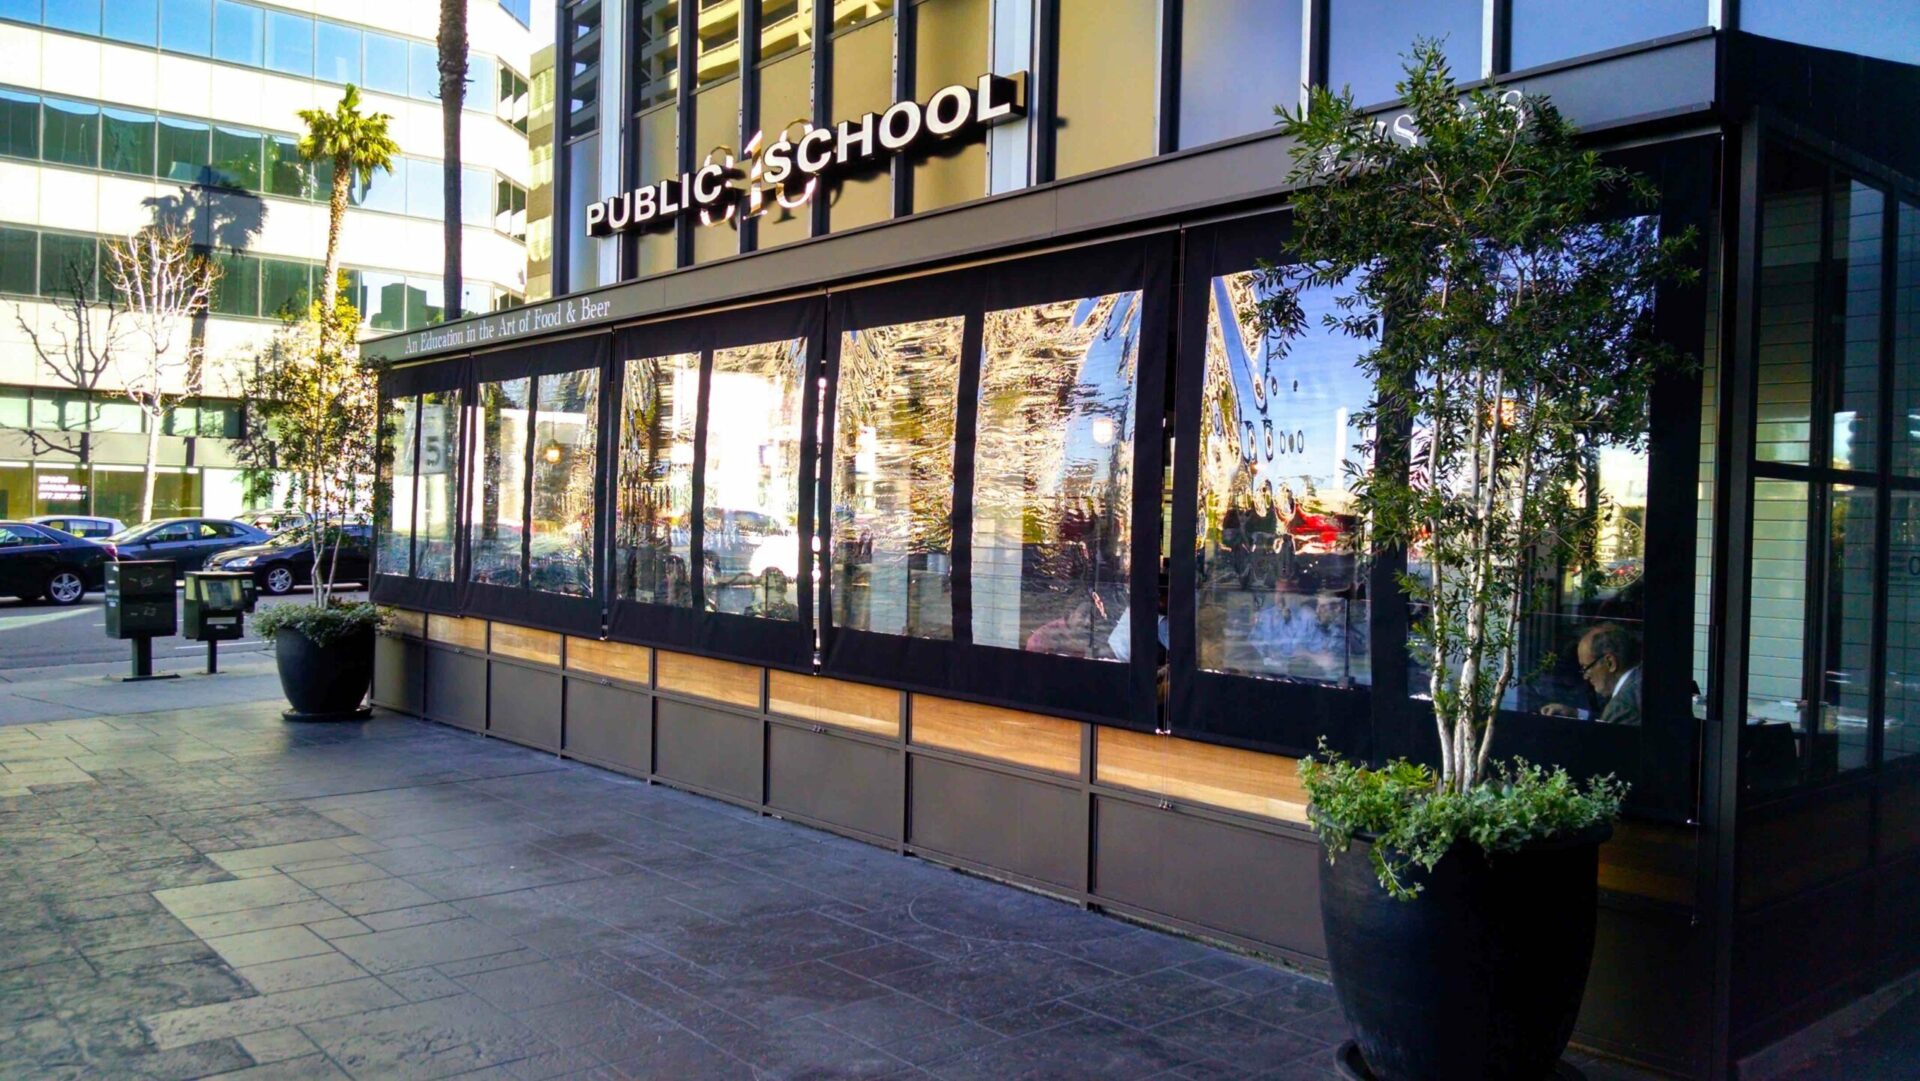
[1318,822,1612,1081]
[274,622,374,721]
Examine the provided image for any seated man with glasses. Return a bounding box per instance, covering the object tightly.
[1542,623,1642,726]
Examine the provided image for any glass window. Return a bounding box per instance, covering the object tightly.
[42,98,99,169]
[212,252,260,316]
[566,135,606,284]
[211,125,263,191]
[468,377,531,588]
[0,90,39,160]
[43,0,99,35]
[1818,485,1876,775]
[614,351,700,606]
[1328,0,1482,106]
[1746,477,1812,744]
[1832,182,1883,472]
[363,32,410,97]
[405,275,444,327]
[500,0,531,26]
[260,258,309,318]
[1196,272,1371,686]
[92,398,144,433]
[212,0,262,66]
[0,0,35,25]
[703,338,806,618]
[264,10,313,77]
[1179,0,1300,149]
[264,133,308,198]
[315,21,360,84]
[755,47,811,249]
[761,0,809,61]
[159,0,210,56]
[38,233,96,298]
[0,388,27,429]
[912,0,986,212]
[827,12,892,231]
[379,396,418,577]
[530,369,600,596]
[462,166,492,226]
[416,388,461,580]
[833,316,964,639]
[158,116,210,183]
[1756,147,1823,466]
[406,157,444,220]
[0,227,35,294]
[359,269,405,330]
[1741,1,1920,68]
[1888,491,1920,761]
[101,108,157,176]
[104,0,158,45]
[972,291,1141,658]
[636,108,677,273]
[1509,0,1700,71]
[469,55,495,114]
[1054,0,1156,179]
[1897,201,1919,477]
[409,40,440,102]
[353,156,407,214]
[567,0,603,136]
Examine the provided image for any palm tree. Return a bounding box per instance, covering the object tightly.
[439,0,467,322]
[297,85,399,345]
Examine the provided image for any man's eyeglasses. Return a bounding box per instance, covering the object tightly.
[1580,655,1610,678]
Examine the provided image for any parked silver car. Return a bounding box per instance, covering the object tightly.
[27,515,126,540]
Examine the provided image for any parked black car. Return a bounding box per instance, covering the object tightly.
[105,518,270,576]
[0,521,112,606]
[205,524,373,595]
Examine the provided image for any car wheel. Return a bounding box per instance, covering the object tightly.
[43,570,86,606]
[260,566,297,595]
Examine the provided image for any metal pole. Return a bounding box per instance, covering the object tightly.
[133,636,152,679]
[207,639,219,675]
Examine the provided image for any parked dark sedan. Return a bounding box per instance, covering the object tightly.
[0,521,112,606]
[205,524,372,595]
[105,518,270,576]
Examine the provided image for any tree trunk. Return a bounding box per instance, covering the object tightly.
[140,417,160,523]
[321,161,351,345]
[440,0,466,322]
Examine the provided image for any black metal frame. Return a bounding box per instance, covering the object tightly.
[371,356,472,614]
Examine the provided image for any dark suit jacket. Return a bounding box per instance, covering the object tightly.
[1599,669,1642,726]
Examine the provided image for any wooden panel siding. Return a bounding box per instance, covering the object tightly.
[427,614,487,650]
[768,671,901,738]
[909,695,1082,775]
[1096,728,1309,823]
[383,608,426,638]
[656,650,763,708]
[566,637,653,685]
[1598,821,1697,906]
[490,623,562,666]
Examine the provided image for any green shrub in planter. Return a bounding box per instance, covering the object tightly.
[253,599,383,647]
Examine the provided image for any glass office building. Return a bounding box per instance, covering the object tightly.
[365,5,1920,1076]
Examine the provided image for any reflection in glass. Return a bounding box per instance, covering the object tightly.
[828,14,892,231]
[615,351,701,606]
[833,317,963,638]
[45,0,100,35]
[416,389,460,580]
[1755,143,1821,465]
[1509,0,1700,70]
[635,0,679,109]
[212,0,262,66]
[316,21,361,84]
[363,32,410,97]
[105,1,159,45]
[468,378,530,587]
[379,397,418,577]
[212,126,262,191]
[1196,272,1370,686]
[1741,0,1920,68]
[635,106,678,273]
[691,83,740,262]
[1054,0,1156,179]
[42,99,99,170]
[1820,486,1876,775]
[101,108,157,176]
[1744,479,1809,791]
[1896,202,1919,477]
[755,47,812,249]
[972,293,1140,658]
[703,339,806,619]
[1888,492,1920,761]
[159,0,211,57]
[565,137,603,285]
[1328,0,1481,106]
[530,369,599,596]
[265,9,314,77]
[1179,0,1301,149]
[912,0,987,212]
[1832,182,1882,472]
[158,117,209,183]
[0,91,38,160]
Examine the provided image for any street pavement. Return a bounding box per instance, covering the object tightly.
[0,666,1903,1078]
[0,588,366,675]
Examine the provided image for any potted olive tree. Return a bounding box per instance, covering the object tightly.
[1266,44,1693,1080]
[237,288,387,720]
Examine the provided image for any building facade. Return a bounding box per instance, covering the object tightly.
[0,0,535,522]
[365,3,1920,1078]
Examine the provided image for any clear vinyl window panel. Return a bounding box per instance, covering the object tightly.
[702,338,806,619]
[1196,271,1371,686]
[416,389,461,581]
[832,316,965,639]
[1888,491,1920,762]
[529,369,600,597]
[971,292,1140,658]
[615,351,701,607]
[378,396,418,577]
[468,378,531,587]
